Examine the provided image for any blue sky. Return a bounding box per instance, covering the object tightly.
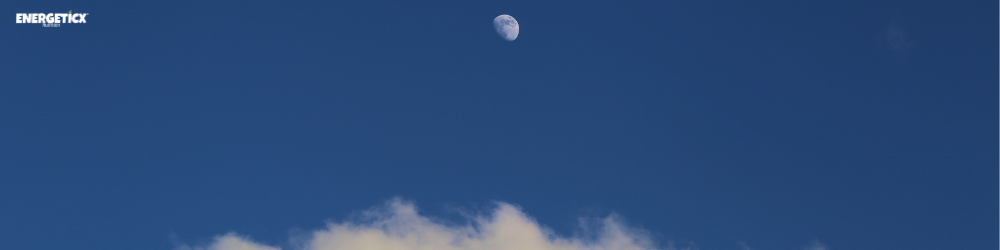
[1,0,996,250]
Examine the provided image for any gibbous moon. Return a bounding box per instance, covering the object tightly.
[493,14,519,41]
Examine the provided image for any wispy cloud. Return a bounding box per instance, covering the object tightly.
[178,198,662,250]
[177,233,280,250]
[737,241,751,250]
[802,240,828,250]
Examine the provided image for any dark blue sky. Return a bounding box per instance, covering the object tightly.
[2,0,996,249]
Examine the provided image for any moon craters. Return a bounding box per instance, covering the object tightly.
[493,15,519,41]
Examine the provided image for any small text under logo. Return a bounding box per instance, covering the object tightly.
[16,11,88,27]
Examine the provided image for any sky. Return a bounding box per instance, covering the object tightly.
[1,0,997,250]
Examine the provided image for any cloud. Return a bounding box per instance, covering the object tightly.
[178,198,828,250]
[176,233,280,250]
[736,241,751,250]
[802,240,828,250]
[181,198,663,250]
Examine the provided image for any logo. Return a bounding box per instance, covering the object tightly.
[16,11,87,27]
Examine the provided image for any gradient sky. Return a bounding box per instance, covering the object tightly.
[2,0,996,250]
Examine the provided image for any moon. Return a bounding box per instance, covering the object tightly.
[493,15,519,41]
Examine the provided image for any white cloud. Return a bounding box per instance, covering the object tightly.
[177,233,281,250]
[181,198,660,250]
[737,241,751,250]
[802,241,828,250]
[179,198,826,250]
